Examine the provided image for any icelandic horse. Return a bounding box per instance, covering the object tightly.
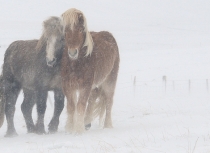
[0,17,65,137]
[59,8,119,133]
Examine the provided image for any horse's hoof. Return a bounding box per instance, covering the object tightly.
[104,124,113,129]
[36,131,46,135]
[48,127,57,134]
[48,123,58,134]
[35,128,46,135]
[35,125,46,135]
[27,126,36,134]
[27,130,36,134]
[4,131,18,138]
[85,123,91,130]
[48,129,57,134]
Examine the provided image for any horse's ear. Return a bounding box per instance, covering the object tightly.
[43,21,47,28]
[78,14,84,25]
[52,25,56,29]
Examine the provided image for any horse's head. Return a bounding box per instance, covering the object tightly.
[36,16,64,67]
[62,8,93,60]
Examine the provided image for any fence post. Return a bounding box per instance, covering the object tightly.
[133,76,136,98]
[206,79,209,92]
[163,76,167,93]
[173,81,175,91]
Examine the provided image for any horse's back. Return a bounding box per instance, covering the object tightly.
[4,40,38,65]
[90,31,119,87]
[91,31,119,57]
[91,31,117,45]
[3,40,38,83]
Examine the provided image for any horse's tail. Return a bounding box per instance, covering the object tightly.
[0,75,5,128]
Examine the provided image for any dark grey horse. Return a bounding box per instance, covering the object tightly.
[0,16,65,137]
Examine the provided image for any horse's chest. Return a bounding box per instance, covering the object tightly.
[49,73,62,89]
[69,70,85,85]
[32,67,61,90]
[67,62,93,88]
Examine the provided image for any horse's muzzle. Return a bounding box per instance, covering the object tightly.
[46,57,57,67]
[68,49,78,59]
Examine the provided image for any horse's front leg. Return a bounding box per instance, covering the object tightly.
[48,89,64,133]
[65,90,77,133]
[74,87,91,134]
[84,88,100,130]
[21,89,36,133]
[35,90,48,134]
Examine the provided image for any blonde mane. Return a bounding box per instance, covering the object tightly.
[62,8,93,56]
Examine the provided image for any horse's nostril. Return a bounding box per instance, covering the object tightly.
[52,58,56,62]
[46,57,50,63]
[46,57,57,67]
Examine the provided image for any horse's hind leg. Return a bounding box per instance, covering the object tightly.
[4,81,21,137]
[21,89,36,133]
[100,89,114,128]
[35,90,47,134]
[0,75,5,128]
[48,89,64,133]
[102,60,119,128]
[84,88,100,130]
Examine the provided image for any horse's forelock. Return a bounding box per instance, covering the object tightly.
[44,17,63,34]
[62,8,94,56]
[62,8,84,30]
[44,19,63,43]
[36,16,63,51]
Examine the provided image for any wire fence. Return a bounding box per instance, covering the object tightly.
[117,76,210,98]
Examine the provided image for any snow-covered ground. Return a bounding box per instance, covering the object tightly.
[1,0,210,152]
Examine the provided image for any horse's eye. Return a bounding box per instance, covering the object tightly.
[79,28,83,33]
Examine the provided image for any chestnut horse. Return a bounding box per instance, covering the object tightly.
[59,8,119,133]
[0,17,65,137]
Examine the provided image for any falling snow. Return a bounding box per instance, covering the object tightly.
[0,0,210,153]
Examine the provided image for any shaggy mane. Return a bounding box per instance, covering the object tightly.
[36,16,63,51]
[62,8,93,56]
